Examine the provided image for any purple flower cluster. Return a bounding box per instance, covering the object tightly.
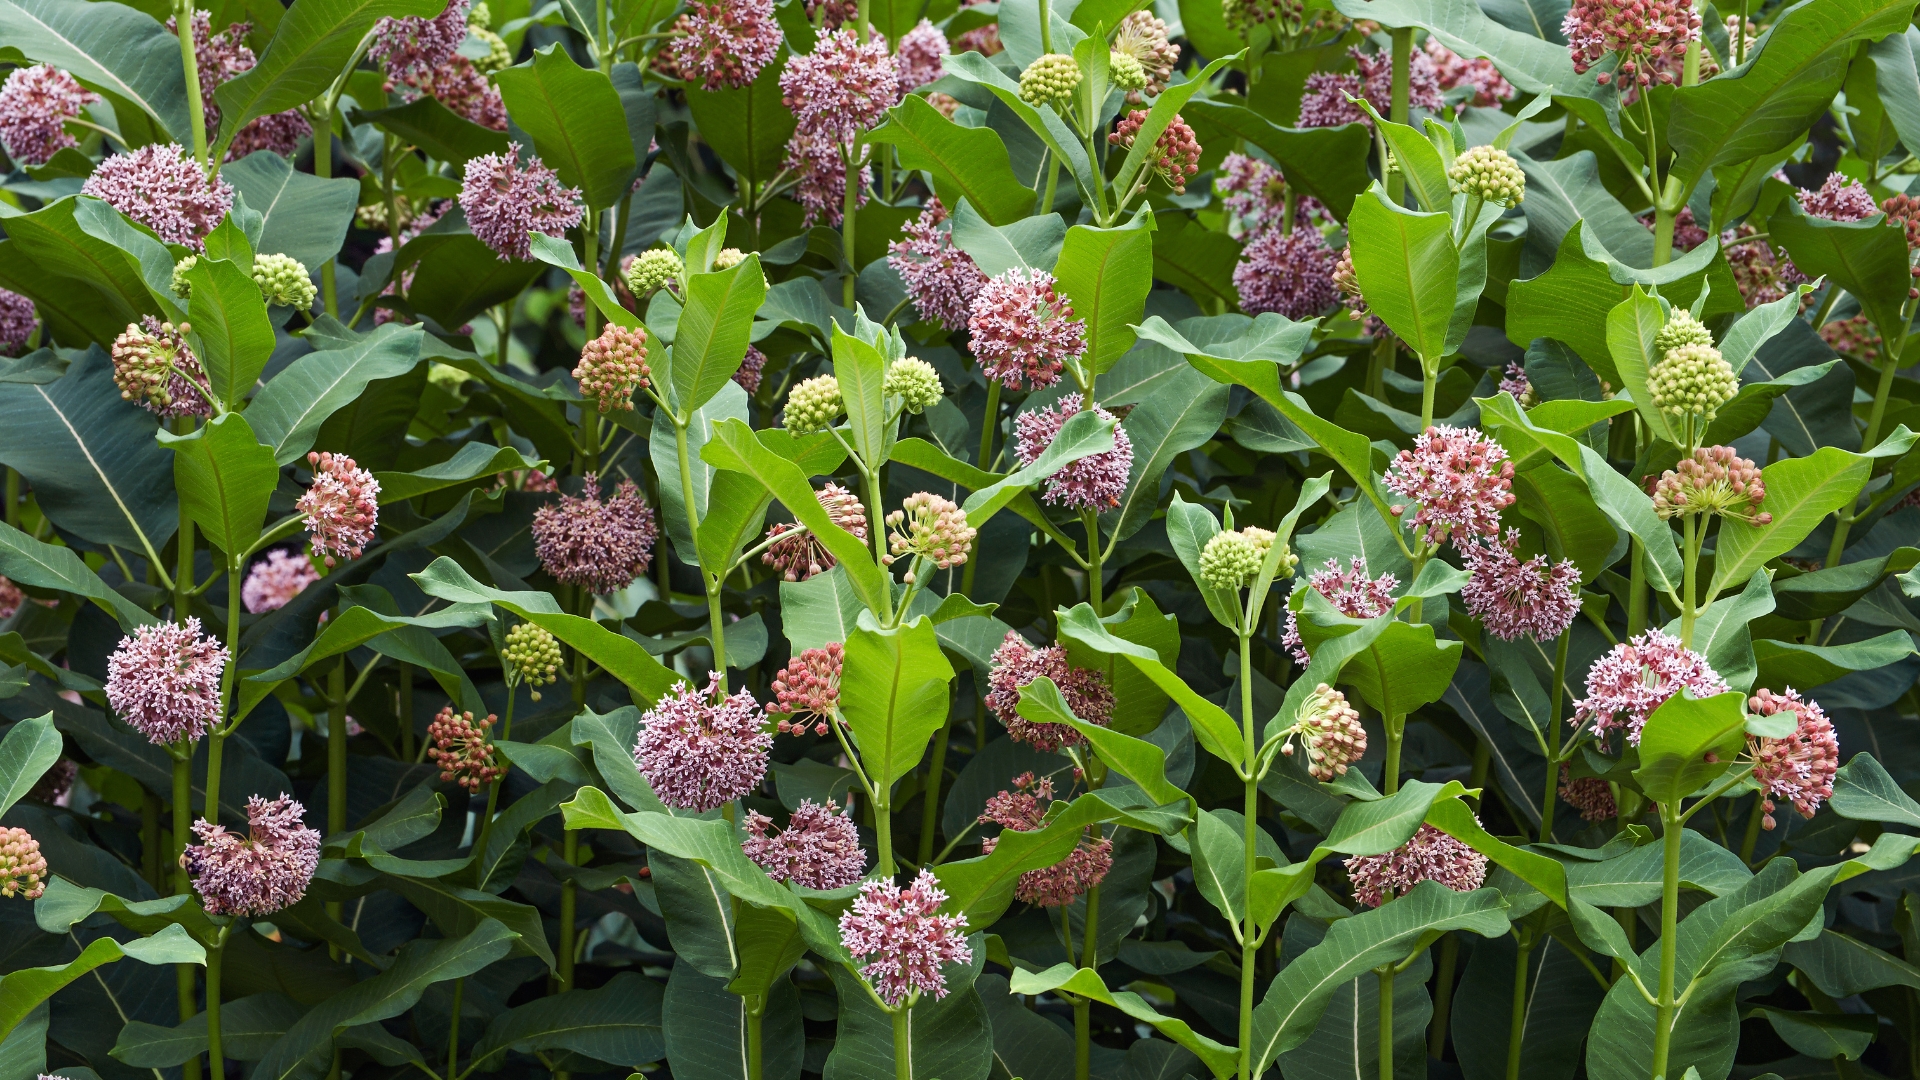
[530,474,658,593]
[1559,765,1616,821]
[1282,557,1399,665]
[1383,425,1516,547]
[298,452,381,567]
[886,198,987,330]
[1234,227,1340,319]
[896,19,951,92]
[372,0,471,83]
[967,268,1085,390]
[986,632,1113,750]
[1013,394,1134,511]
[1344,823,1488,908]
[769,643,843,733]
[633,673,771,811]
[106,618,229,745]
[777,29,899,224]
[242,549,321,614]
[743,798,867,889]
[664,0,783,90]
[0,66,98,166]
[181,794,321,916]
[1459,529,1582,641]
[81,143,235,250]
[1747,688,1839,828]
[837,869,972,1006]
[459,148,585,261]
[0,290,39,357]
[1573,629,1728,744]
[1799,174,1879,223]
[979,773,1113,907]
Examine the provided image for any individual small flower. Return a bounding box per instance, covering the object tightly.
[1344,823,1489,907]
[531,474,658,593]
[781,29,901,140]
[663,0,783,90]
[884,492,976,579]
[1562,0,1700,92]
[1234,227,1340,319]
[987,632,1114,750]
[735,346,768,393]
[574,324,651,411]
[1297,71,1368,128]
[27,758,76,806]
[110,317,211,418]
[458,148,585,262]
[81,143,236,250]
[1573,629,1729,743]
[1747,688,1839,828]
[298,452,381,567]
[1424,40,1515,107]
[625,248,683,297]
[1559,765,1616,821]
[0,827,47,899]
[242,549,321,614]
[180,794,321,916]
[1498,362,1535,406]
[1279,684,1367,780]
[967,268,1085,390]
[762,483,868,582]
[886,358,944,413]
[769,643,843,733]
[837,868,972,1006]
[1649,445,1771,524]
[1448,144,1525,206]
[253,253,316,309]
[428,707,503,791]
[502,622,563,698]
[106,617,229,745]
[0,66,99,166]
[1799,174,1879,223]
[1282,557,1400,665]
[1199,527,1281,591]
[1383,425,1516,546]
[1111,11,1178,100]
[371,0,471,82]
[897,19,950,92]
[1018,53,1080,108]
[782,373,844,435]
[979,775,1113,906]
[634,673,772,811]
[0,290,36,357]
[886,198,988,330]
[1107,110,1201,193]
[1013,394,1133,511]
[1459,529,1582,641]
[743,798,867,889]
[1649,341,1737,426]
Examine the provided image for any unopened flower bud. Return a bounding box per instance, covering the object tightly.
[1653,310,1714,353]
[254,253,317,310]
[783,373,844,434]
[1649,342,1736,424]
[1199,527,1283,590]
[1019,53,1080,108]
[884,357,943,413]
[625,248,683,296]
[502,622,563,699]
[1447,144,1525,207]
[1109,51,1147,91]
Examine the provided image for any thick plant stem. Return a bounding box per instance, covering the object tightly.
[1082,509,1104,615]
[1378,964,1395,1080]
[173,748,201,1080]
[1384,714,1404,795]
[448,977,465,1078]
[673,418,726,679]
[1652,207,1677,267]
[1649,806,1684,1080]
[1679,515,1699,648]
[1540,630,1570,841]
[472,695,516,866]
[843,140,860,308]
[326,657,347,948]
[1075,884,1101,1080]
[175,0,209,165]
[892,1007,912,1080]
[1504,934,1533,1080]
[207,924,231,1080]
[559,827,579,990]
[1628,539,1649,637]
[1419,359,1437,431]
[1237,634,1259,1080]
[747,994,765,1080]
[312,106,337,317]
[1429,933,1458,1059]
[582,223,601,343]
[205,565,241,827]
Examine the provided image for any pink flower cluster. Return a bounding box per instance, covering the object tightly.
[886,198,987,330]
[298,452,381,567]
[1573,629,1729,744]
[1799,174,1879,223]
[242,549,321,614]
[979,772,1113,907]
[743,798,867,889]
[0,827,47,899]
[181,794,321,916]
[1014,394,1134,511]
[81,143,236,250]
[1747,688,1839,828]
[1215,153,1322,240]
[896,19,951,92]
[837,868,972,1006]
[762,483,868,582]
[1562,0,1700,94]
[664,0,783,90]
[531,474,658,594]
[1282,557,1399,665]
[778,29,899,225]
[0,290,38,357]
[171,12,311,159]
[1383,425,1516,547]
[634,673,771,811]
[1559,765,1616,821]
[372,0,470,82]
[1424,40,1515,108]
[459,148,585,261]
[0,66,98,166]
[1298,46,1440,127]
[1234,227,1340,320]
[106,618,229,745]
[1282,684,1367,781]
[1459,529,1582,641]
[769,643,843,733]
[967,268,1085,390]
[1344,823,1488,908]
[1107,111,1201,194]
[428,707,504,790]
[986,632,1113,750]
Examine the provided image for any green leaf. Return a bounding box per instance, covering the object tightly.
[933,790,1151,928]
[528,232,646,332]
[1347,186,1457,362]
[823,957,991,1080]
[1768,198,1915,340]
[0,197,157,345]
[943,52,1095,204]
[222,151,361,276]
[1009,966,1238,1079]
[495,45,637,210]
[1332,619,1463,721]
[372,442,543,503]
[1753,630,1917,690]
[1707,446,1870,598]
[1111,53,1242,204]
[1425,796,1568,908]
[246,321,424,465]
[1784,928,1920,996]
[1057,604,1245,769]
[180,256,275,411]
[111,993,305,1067]
[865,96,1034,227]
[0,0,190,145]
[662,964,805,1080]
[1329,0,1581,95]
[684,53,795,192]
[656,381,747,565]
[1605,287,1677,445]
[0,712,61,818]
[1102,366,1231,544]
[1053,212,1156,378]
[1012,677,1188,807]
[354,96,511,167]
[842,616,955,787]
[1829,752,1920,827]
[156,412,277,563]
[0,925,202,1042]
[1180,102,1374,221]
[468,972,664,1073]
[398,232,546,326]
[1871,28,1920,156]
[671,256,768,416]
[212,0,443,161]
[962,408,1117,526]
[832,321,890,470]
[1632,691,1750,804]
[0,519,152,629]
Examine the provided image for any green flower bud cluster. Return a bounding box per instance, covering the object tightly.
[502,622,564,700]
[1649,341,1737,424]
[713,247,747,270]
[254,253,317,310]
[1199,526,1288,590]
[1109,51,1147,91]
[467,5,513,74]
[1447,144,1526,207]
[884,357,943,413]
[625,248,683,297]
[170,254,197,299]
[783,373,844,434]
[1653,310,1714,353]
[1019,54,1081,108]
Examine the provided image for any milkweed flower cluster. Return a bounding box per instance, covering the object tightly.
[896,19,950,92]
[1199,527,1284,591]
[762,483,867,582]
[181,794,321,916]
[769,643,843,734]
[1107,111,1201,194]
[0,290,36,357]
[979,772,1113,907]
[0,827,47,899]
[778,29,899,225]
[371,0,470,82]
[1799,174,1879,223]
[1383,425,1516,547]
[106,618,229,745]
[427,707,504,791]
[82,143,235,250]
[743,798,867,889]
[1498,362,1535,406]
[967,268,1085,390]
[459,148,585,261]
[0,65,98,166]
[634,673,771,811]
[298,452,381,567]
[1018,54,1080,108]
[1747,688,1839,828]
[886,199,988,331]
[1297,46,1441,128]
[1282,557,1399,665]
[242,550,321,614]
[782,374,844,434]
[1234,227,1340,320]
[1573,629,1729,743]
[884,493,976,579]
[1562,0,1700,93]
[530,474,658,593]
[1650,446,1771,524]
[1111,11,1179,100]
[987,632,1113,750]
[1424,40,1515,107]
[664,0,783,89]
[502,622,563,698]
[1014,394,1133,511]
[28,758,76,805]
[1459,530,1582,641]
[885,358,944,413]
[171,12,311,158]
[735,346,768,393]
[1559,765,1616,821]
[1344,823,1489,907]
[574,324,651,412]
[111,317,211,418]
[837,869,972,1006]
[1279,684,1367,781]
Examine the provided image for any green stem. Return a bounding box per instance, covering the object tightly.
[1739,791,1766,864]
[1824,346,1908,567]
[746,994,765,1080]
[312,103,337,318]
[1419,358,1437,431]
[174,0,209,166]
[173,746,201,1080]
[892,1006,912,1080]
[1503,933,1533,1080]
[559,827,579,991]
[1649,805,1684,1080]
[673,417,726,680]
[843,140,861,309]
[1082,509,1104,615]
[447,976,465,1078]
[207,924,230,1079]
[1074,882,1101,1080]
[976,378,1000,472]
[1679,515,1699,649]
[1384,714,1404,795]
[1237,633,1259,1080]
[206,563,241,825]
[1628,538,1649,637]
[876,782,895,878]
[325,654,346,955]
[582,217,602,344]
[917,708,954,867]
[471,694,515,869]
[1378,963,1395,1080]
[1541,629,1570,842]
[1429,933,1458,1060]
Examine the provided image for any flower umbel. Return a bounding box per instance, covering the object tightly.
[664,0,783,89]
[1383,425,1517,547]
[1573,629,1729,744]
[0,290,36,357]
[884,493,977,579]
[1108,111,1202,194]
[837,868,973,1007]
[428,707,504,791]
[1344,823,1489,908]
[1199,527,1283,591]
[112,317,212,418]
[769,643,844,733]
[1282,557,1399,665]
[979,773,1113,906]
[81,143,235,250]
[986,632,1114,751]
[743,798,867,889]
[1559,765,1616,821]
[1459,529,1582,641]
[885,358,944,413]
[1650,446,1771,524]
[0,66,99,166]
[1013,394,1134,511]
[530,474,658,593]
[886,198,988,330]
[574,324,651,412]
[459,148,586,261]
[782,374,845,435]
[1019,54,1081,108]
[0,827,47,899]
[298,452,381,567]
[1234,227,1340,320]
[242,550,320,614]
[1747,688,1839,828]
[762,483,868,582]
[181,794,322,916]
[106,618,228,745]
[634,673,771,811]
[967,268,1085,390]
[1279,684,1367,781]
[502,623,563,698]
